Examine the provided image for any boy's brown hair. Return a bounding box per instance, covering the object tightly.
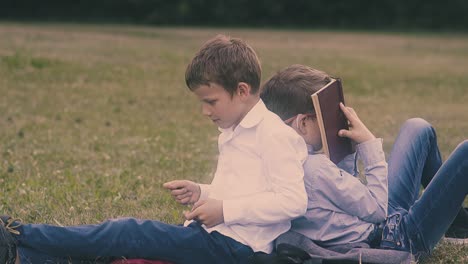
[260,64,332,121]
[185,34,262,95]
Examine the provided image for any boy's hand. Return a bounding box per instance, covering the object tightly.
[163,180,201,205]
[338,103,376,144]
[184,198,224,228]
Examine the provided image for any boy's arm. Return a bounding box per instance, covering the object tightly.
[308,139,388,223]
[222,130,308,226]
[320,103,388,222]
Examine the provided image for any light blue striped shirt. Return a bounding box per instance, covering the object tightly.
[291,138,388,246]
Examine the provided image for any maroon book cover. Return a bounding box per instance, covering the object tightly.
[311,79,353,164]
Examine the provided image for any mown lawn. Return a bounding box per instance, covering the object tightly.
[0,23,467,263]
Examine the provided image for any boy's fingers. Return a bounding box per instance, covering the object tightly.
[191,200,205,211]
[178,197,190,204]
[171,188,188,196]
[339,103,354,121]
[340,103,356,115]
[338,129,351,138]
[185,205,203,221]
[163,180,188,190]
[176,191,193,201]
[177,191,192,198]
[339,102,346,110]
[184,210,195,220]
[163,180,180,189]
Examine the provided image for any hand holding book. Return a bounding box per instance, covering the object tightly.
[337,103,376,144]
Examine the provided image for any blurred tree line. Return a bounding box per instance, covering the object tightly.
[1,0,467,30]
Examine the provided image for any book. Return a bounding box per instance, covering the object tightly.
[311,79,353,164]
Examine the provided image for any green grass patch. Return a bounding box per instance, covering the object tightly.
[1,50,61,70]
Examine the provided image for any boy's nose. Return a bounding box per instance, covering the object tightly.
[201,105,211,117]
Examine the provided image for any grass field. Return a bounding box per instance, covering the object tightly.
[0,23,467,263]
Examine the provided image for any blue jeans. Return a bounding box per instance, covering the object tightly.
[384,118,468,254]
[16,219,253,264]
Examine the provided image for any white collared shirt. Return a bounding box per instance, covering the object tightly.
[193,99,308,253]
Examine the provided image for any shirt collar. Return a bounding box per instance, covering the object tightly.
[218,99,266,133]
[238,99,267,129]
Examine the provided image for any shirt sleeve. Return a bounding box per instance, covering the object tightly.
[198,184,211,201]
[336,151,358,176]
[223,128,308,225]
[309,138,388,223]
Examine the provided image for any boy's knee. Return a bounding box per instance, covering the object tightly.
[404,118,431,130]
[451,140,468,171]
[456,140,468,153]
[403,118,435,137]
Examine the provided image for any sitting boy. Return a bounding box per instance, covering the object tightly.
[260,64,468,260]
[0,36,308,264]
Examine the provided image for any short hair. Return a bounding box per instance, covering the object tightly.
[185,34,262,95]
[260,64,332,121]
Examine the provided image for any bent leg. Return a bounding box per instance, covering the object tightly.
[403,140,468,253]
[17,218,252,264]
[387,118,442,210]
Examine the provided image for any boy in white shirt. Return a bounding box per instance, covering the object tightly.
[0,36,308,264]
[260,64,468,259]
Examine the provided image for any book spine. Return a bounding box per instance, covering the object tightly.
[311,94,329,158]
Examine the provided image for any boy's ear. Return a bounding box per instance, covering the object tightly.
[236,82,251,98]
[296,115,309,135]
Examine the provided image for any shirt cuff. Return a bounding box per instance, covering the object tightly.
[356,138,385,166]
[222,199,239,225]
[198,184,211,201]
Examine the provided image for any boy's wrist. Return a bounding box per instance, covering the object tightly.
[354,129,376,144]
[356,137,381,147]
[360,134,376,144]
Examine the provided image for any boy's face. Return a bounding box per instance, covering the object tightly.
[192,83,247,129]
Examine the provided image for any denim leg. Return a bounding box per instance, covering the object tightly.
[16,218,253,264]
[387,118,442,211]
[18,247,107,264]
[403,140,468,253]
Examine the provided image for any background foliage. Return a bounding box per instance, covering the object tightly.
[1,0,468,30]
